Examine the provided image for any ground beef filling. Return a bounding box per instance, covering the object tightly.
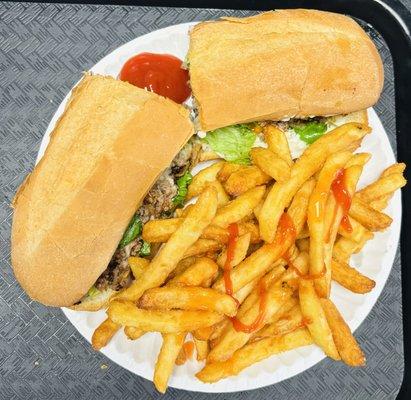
[94,138,201,292]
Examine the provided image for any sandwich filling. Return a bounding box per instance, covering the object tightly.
[93,137,202,293]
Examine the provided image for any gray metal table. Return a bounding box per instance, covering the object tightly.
[0,2,405,399]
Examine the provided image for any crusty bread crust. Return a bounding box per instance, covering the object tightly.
[188,10,383,131]
[11,74,194,307]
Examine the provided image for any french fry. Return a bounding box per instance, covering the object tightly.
[108,301,222,333]
[224,166,271,196]
[320,299,365,366]
[124,326,145,340]
[217,233,251,268]
[297,225,309,239]
[212,186,266,228]
[349,197,392,231]
[287,179,316,236]
[331,258,375,293]
[298,280,340,360]
[196,328,313,383]
[369,196,390,211]
[337,216,368,242]
[259,123,370,243]
[355,174,406,203]
[217,162,242,182]
[308,151,352,297]
[321,164,363,297]
[253,304,304,340]
[116,187,218,302]
[140,287,238,317]
[91,318,120,350]
[154,333,186,393]
[296,238,310,252]
[251,147,291,183]
[194,337,209,361]
[345,152,371,168]
[263,124,293,166]
[128,257,150,280]
[168,257,218,287]
[184,239,222,258]
[187,162,224,199]
[200,150,221,162]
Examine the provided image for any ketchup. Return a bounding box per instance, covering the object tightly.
[183,341,194,359]
[283,249,326,281]
[223,223,239,296]
[231,280,268,333]
[331,169,353,232]
[276,213,297,247]
[119,53,191,103]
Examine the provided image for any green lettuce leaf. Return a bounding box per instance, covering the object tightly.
[139,241,151,257]
[202,124,256,164]
[172,171,192,207]
[119,214,142,248]
[290,121,327,144]
[87,285,100,298]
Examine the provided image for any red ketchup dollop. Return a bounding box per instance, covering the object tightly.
[119,52,191,104]
[223,223,239,297]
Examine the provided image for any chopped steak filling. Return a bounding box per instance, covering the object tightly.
[94,137,201,292]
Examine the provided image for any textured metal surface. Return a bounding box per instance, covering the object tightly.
[0,2,404,399]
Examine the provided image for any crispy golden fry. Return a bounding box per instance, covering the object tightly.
[217,162,242,182]
[337,216,368,242]
[194,337,209,361]
[263,124,293,166]
[128,257,150,280]
[212,186,266,228]
[299,280,340,360]
[144,218,259,245]
[193,325,214,341]
[308,151,352,297]
[253,304,304,340]
[108,301,222,333]
[217,233,251,268]
[369,195,390,211]
[184,239,222,258]
[91,318,120,350]
[355,174,406,203]
[251,147,291,183]
[259,123,370,243]
[197,328,313,383]
[188,163,223,200]
[382,162,406,177]
[124,326,145,340]
[154,333,186,393]
[320,299,365,366]
[331,258,375,293]
[140,287,238,317]
[116,187,218,302]
[200,150,221,162]
[223,167,271,196]
[287,179,316,236]
[168,257,218,287]
[167,256,198,281]
[208,267,302,363]
[321,164,363,297]
[345,152,371,168]
[349,197,392,231]
[142,218,182,243]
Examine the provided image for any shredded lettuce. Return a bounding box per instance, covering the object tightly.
[173,171,192,207]
[87,285,100,298]
[290,121,327,144]
[202,124,256,164]
[139,241,151,257]
[119,214,142,248]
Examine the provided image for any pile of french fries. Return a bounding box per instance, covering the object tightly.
[91,122,406,392]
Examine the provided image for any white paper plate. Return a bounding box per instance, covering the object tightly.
[37,22,401,393]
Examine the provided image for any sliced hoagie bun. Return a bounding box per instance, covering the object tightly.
[188,10,383,131]
[11,74,194,307]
